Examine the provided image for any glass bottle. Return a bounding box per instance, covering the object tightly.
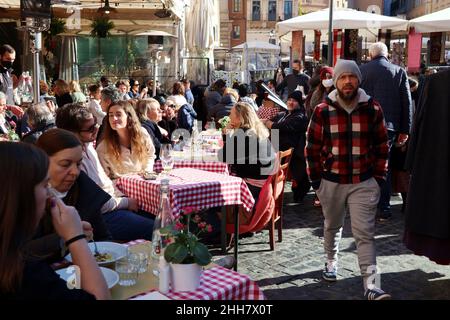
[151,179,173,276]
[191,120,200,160]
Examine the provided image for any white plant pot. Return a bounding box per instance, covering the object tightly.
[170,263,202,292]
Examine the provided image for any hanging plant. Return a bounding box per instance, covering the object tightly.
[90,17,115,38]
[50,18,67,36]
[44,18,66,51]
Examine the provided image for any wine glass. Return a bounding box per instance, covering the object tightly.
[160,144,174,174]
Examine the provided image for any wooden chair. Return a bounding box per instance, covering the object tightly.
[225,176,275,236]
[225,148,293,251]
[269,148,293,250]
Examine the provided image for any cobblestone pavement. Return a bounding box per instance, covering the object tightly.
[212,182,450,300]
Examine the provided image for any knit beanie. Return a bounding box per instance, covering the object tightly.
[288,90,303,107]
[332,59,362,87]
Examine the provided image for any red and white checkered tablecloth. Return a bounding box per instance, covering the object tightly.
[153,159,229,175]
[131,266,265,300]
[116,168,255,217]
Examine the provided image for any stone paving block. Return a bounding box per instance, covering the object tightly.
[213,187,450,299]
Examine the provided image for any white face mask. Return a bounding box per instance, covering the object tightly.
[322,79,334,88]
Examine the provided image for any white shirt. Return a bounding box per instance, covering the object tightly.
[88,99,106,125]
[96,128,156,179]
[81,142,129,213]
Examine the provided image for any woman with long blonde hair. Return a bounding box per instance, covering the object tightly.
[218,102,275,202]
[69,80,87,103]
[96,100,155,179]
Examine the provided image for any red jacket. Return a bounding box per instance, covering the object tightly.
[305,89,388,188]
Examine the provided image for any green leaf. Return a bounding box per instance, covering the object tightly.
[192,242,212,266]
[164,243,188,264]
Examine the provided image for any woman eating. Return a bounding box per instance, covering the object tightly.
[0,142,109,300]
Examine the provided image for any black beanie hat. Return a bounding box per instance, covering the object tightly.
[288,90,303,107]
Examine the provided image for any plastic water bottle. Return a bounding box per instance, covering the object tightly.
[17,71,33,103]
[151,179,173,276]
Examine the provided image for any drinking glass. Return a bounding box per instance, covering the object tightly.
[129,252,149,274]
[160,144,174,174]
[115,255,139,286]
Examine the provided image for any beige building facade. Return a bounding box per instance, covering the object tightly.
[407,0,450,19]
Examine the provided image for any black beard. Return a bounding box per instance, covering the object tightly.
[337,87,358,102]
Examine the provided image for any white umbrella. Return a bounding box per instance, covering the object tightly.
[184,0,216,84]
[185,0,215,52]
[276,7,409,36]
[58,35,79,82]
[409,7,450,33]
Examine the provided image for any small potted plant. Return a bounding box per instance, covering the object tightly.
[161,207,213,292]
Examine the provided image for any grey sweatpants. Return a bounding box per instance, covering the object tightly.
[316,177,380,290]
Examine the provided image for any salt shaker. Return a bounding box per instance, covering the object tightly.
[158,256,170,294]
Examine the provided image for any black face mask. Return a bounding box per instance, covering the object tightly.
[1,60,13,69]
[292,69,300,75]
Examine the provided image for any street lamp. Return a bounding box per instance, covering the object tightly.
[328,0,334,66]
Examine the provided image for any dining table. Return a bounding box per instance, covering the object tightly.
[112,240,265,300]
[115,168,256,270]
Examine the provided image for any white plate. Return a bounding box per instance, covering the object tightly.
[55,266,119,289]
[65,242,127,266]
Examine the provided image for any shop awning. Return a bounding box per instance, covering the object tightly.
[276,7,409,36]
[409,7,450,33]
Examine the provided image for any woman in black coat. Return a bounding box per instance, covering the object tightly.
[136,99,171,159]
[27,128,112,262]
[218,102,276,203]
[262,91,310,202]
[404,69,450,265]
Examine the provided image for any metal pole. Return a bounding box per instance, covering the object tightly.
[152,55,158,97]
[173,21,180,80]
[31,32,41,103]
[328,0,334,66]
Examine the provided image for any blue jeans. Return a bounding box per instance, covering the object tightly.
[103,210,154,241]
[378,130,396,212]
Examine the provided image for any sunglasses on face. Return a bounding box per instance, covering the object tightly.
[79,120,99,133]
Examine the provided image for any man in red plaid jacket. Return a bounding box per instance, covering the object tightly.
[305,59,390,300]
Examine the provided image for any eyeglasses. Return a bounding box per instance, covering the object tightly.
[79,122,99,133]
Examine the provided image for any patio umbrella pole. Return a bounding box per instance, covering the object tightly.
[31,32,42,103]
[328,0,334,66]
